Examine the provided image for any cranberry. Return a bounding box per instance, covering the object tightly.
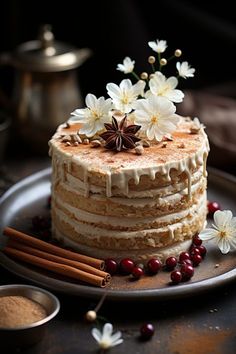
[192,234,202,246]
[171,270,182,284]
[191,254,202,267]
[165,257,178,270]
[136,263,145,270]
[208,201,221,215]
[181,259,193,266]
[105,258,118,275]
[198,245,207,257]
[179,252,190,263]
[119,258,135,275]
[147,258,162,274]
[132,266,144,280]
[180,264,194,281]
[190,247,201,256]
[140,323,155,339]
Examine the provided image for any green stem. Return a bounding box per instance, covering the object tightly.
[158,52,161,70]
[167,55,175,61]
[151,63,155,73]
[131,71,140,81]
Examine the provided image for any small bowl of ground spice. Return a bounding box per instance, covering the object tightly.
[0,284,60,350]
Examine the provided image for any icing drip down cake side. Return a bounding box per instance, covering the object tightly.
[49,116,209,261]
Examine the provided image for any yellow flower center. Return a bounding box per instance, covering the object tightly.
[91,110,100,120]
[100,339,111,349]
[151,115,159,124]
[121,94,129,104]
[158,84,170,96]
[219,230,227,238]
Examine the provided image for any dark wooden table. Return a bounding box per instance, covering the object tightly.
[1,157,236,354]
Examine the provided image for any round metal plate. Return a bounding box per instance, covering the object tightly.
[0,167,236,301]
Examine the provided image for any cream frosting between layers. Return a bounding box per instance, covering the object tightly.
[53,193,206,242]
[52,226,193,261]
[54,191,206,229]
[56,174,206,209]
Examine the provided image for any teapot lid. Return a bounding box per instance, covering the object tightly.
[14,25,91,72]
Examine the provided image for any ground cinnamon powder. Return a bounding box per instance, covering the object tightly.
[0,296,47,328]
[168,325,232,354]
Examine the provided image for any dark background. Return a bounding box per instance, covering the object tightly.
[1,0,236,98]
[1,0,236,171]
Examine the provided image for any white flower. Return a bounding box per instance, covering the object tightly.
[69,94,113,137]
[107,79,145,113]
[133,96,180,141]
[192,117,201,128]
[192,117,205,129]
[148,39,167,53]
[176,61,195,79]
[148,71,184,103]
[117,57,135,73]
[92,323,123,350]
[199,210,236,254]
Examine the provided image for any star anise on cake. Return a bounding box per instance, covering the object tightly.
[100,116,141,151]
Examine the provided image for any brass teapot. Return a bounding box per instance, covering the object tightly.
[0,25,91,152]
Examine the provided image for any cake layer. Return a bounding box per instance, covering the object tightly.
[56,165,204,199]
[53,175,206,218]
[52,194,207,250]
[53,228,193,262]
[53,187,206,231]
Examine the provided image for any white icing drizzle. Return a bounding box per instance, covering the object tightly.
[203,151,208,177]
[64,168,204,199]
[167,225,175,240]
[186,169,192,201]
[50,119,210,199]
[106,172,112,197]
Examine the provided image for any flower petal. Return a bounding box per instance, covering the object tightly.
[110,331,122,342]
[230,217,236,230]
[106,83,121,99]
[214,210,232,228]
[110,338,124,347]
[91,328,102,342]
[165,89,184,103]
[218,237,231,254]
[166,76,178,89]
[120,79,132,91]
[199,229,218,240]
[85,93,97,109]
[102,323,113,340]
[228,236,236,250]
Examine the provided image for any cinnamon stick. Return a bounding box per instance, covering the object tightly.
[3,246,108,288]
[3,227,104,270]
[8,240,110,282]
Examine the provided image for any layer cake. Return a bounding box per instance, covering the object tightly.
[49,116,209,261]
